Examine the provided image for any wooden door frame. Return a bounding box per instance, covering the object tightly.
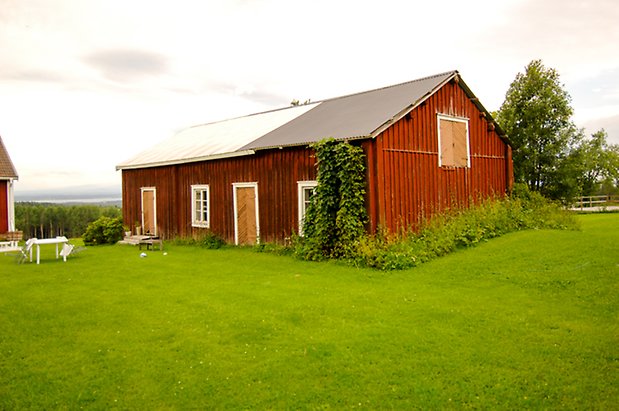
[8,179,15,232]
[232,182,260,245]
[140,187,157,236]
[0,180,8,233]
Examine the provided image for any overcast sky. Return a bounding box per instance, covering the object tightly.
[1,0,618,192]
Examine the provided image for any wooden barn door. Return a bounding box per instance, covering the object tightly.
[233,183,259,245]
[141,187,157,236]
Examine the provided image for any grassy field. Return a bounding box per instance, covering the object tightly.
[0,214,617,409]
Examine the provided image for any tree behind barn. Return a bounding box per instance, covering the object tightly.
[496,60,576,198]
[497,60,619,200]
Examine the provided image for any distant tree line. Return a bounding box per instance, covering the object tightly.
[15,203,122,239]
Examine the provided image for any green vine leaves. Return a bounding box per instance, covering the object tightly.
[300,138,367,260]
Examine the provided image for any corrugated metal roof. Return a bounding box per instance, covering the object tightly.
[0,136,18,179]
[242,71,457,150]
[117,71,462,170]
[116,103,318,170]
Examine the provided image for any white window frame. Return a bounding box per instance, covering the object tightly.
[437,114,471,168]
[297,181,318,236]
[191,184,210,228]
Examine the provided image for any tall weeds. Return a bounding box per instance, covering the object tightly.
[353,185,578,270]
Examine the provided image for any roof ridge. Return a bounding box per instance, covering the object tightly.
[318,70,459,103]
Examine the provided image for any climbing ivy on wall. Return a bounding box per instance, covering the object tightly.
[299,138,367,260]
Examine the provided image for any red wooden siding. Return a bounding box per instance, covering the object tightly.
[367,79,511,233]
[0,180,7,233]
[122,146,317,243]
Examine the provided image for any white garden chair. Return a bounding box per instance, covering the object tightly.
[15,238,37,264]
[59,243,75,262]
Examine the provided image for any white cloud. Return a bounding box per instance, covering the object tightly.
[83,49,170,82]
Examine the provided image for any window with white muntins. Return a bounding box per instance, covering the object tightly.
[297,181,318,235]
[191,185,210,228]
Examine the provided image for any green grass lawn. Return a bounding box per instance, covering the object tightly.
[1,214,617,409]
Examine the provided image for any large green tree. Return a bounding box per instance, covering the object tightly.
[496,60,576,198]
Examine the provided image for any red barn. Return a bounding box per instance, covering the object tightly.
[0,136,18,236]
[117,71,513,244]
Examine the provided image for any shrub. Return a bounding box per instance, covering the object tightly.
[200,232,225,249]
[83,217,124,245]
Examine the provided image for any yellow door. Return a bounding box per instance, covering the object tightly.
[141,189,156,236]
[234,185,258,245]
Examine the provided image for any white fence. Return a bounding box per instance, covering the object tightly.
[571,195,619,209]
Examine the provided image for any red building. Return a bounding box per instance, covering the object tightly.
[0,136,18,236]
[117,71,513,244]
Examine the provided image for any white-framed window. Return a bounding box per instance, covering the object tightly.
[297,181,318,235]
[191,185,210,228]
[437,114,470,168]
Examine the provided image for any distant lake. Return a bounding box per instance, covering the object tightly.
[19,197,122,205]
[15,187,122,206]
